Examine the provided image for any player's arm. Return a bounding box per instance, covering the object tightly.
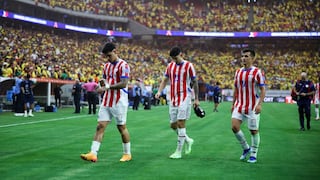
[155,76,169,99]
[110,77,129,89]
[231,87,237,113]
[254,85,266,114]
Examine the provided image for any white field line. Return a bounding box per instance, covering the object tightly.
[0,115,86,128]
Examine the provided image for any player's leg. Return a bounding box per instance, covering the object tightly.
[115,101,131,162]
[117,124,132,162]
[247,113,260,163]
[170,121,194,155]
[169,119,186,159]
[170,97,193,158]
[81,106,110,162]
[81,121,109,162]
[232,111,250,160]
[315,103,319,120]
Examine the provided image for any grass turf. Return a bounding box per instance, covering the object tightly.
[0,102,319,180]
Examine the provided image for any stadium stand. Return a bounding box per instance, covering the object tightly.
[33,0,319,32]
[1,18,319,91]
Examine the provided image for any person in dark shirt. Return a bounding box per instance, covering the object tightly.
[293,72,316,131]
[54,85,63,108]
[20,74,35,117]
[72,79,82,113]
[132,80,142,110]
[213,81,222,112]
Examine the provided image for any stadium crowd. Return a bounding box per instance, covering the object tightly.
[1,22,319,90]
[34,0,320,32]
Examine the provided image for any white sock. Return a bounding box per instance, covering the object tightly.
[122,142,131,155]
[315,108,319,118]
[174,129,191,143]
[250,133,260,158]
[90,141,101,155]
[176,128,186,153]
[235,130,250,150]
[29,109,32,114]
[24,110,27,115]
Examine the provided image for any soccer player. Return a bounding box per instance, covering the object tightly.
[20,74,36,117]
[155,46,199,159]
[293,72,316,130]
[81,42,132,162]
[314,77,320,120]
[231,49,266,163]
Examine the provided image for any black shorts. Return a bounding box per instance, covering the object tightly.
[213,96,220,103]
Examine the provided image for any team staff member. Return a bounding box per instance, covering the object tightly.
[82,78,98,114]
[132,80,142,110]
[293,72,315,130]
[54,85,63,108]
[81,42,132,162]
[72,79,82,114]
[213,81,221,112]
[156,46,199,159]
[314,77,320,120]
[13,75,24,116]
[231,49,266,163]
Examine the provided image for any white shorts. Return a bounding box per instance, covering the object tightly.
[169,95,191,123]
[97,98,128,125]
[232,109,260,130]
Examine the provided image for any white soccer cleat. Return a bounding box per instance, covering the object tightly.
[169,151,182,159]
[28,113,34,117]
[24,113,28,117]
[185,138,194,154]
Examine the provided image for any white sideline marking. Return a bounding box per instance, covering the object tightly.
[0,115,86,128]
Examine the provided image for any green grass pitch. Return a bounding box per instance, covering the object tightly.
[0,102,319,180]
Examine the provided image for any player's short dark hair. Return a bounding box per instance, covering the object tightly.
[169,46,181,57]
[26,74,31,79]
[102,42,116,54]
[242,48,255,57]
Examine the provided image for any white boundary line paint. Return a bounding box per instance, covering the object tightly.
[0,115,86,128]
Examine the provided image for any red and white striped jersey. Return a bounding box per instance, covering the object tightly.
[233,66,265,114]
[315,83,320,100]
[165,60,196,107]
[102,59,130,107]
